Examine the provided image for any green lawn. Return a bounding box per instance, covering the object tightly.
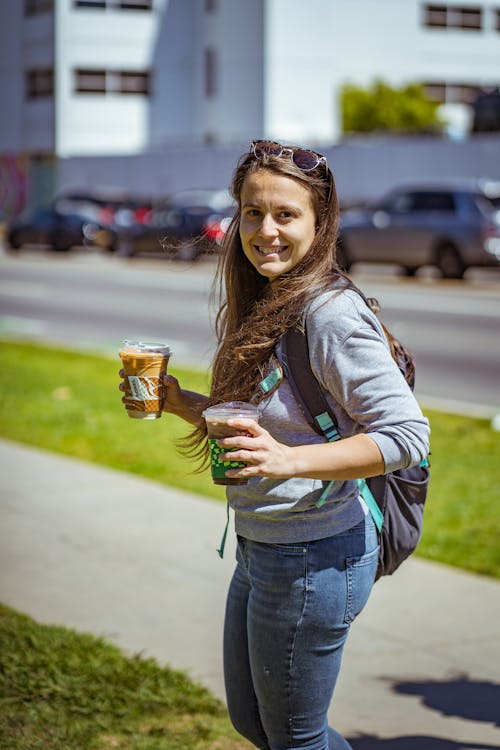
[0,603,253,750]
[1,339,499,579]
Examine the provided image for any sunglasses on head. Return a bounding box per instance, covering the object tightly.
[250,140,327,172]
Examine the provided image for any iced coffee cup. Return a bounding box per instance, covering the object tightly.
[202,401,260,485]
[119,340,171,420]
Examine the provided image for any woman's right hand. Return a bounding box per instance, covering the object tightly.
[161,373,187,415]
[162,375,209,425]
[118,369,207,426]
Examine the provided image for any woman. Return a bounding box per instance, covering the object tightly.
[122,140,430,749]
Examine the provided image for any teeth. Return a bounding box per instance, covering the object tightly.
[257,246,285,255]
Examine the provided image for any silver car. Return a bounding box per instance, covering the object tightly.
[338,179,500,278]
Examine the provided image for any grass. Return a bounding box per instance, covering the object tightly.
[0,339,499,580]
[0,603,253,750]
[0,339,224,502]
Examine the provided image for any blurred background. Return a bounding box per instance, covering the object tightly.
[1,0,500,228]
[0,0,499,411]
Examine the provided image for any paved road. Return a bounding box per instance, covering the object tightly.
[1,248,500,414]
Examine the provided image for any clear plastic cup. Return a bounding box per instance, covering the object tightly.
[202,401,260,485]
[119,340,171,420]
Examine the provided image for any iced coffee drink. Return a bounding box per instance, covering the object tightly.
[119,340,171,419]
[202,402,260,485]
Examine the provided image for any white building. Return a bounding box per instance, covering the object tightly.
[1,0,499,213]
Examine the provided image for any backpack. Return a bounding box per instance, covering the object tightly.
[280,296,430,580]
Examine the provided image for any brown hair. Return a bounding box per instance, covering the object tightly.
[182,145,348,466]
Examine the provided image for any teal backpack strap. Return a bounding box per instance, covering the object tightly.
[356,478,384,532]
[313,411,340,509]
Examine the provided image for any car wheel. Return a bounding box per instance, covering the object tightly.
[51,235,72,252]
[402,266,418,277]
[436,244,466,279]
[336,239,351,272]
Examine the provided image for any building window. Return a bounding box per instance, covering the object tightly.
[423,80,482,104]
[74,1,106,7]
[423,82,447,102]
[205,0,217,12]
[75,69,107,93]
[495,9,500,31]
[26,68,54,99]
[447,83,481,103]
[424,4,448,27]
[118,71,150,95]
[25,0,54,14]
[73,0,152,8]
[422,4,483,30]
[453,6,482,29]
[205,47,217,98]
[74,68,150,95]
[117,0,153,8]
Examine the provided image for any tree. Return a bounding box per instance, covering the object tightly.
[341,79,444,135]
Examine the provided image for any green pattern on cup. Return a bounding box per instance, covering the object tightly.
[208,439,245,479]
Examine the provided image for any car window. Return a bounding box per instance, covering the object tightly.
[472,193,500,216]
[151,209,186,228]
[483,194,500,209]
[380,193,414,214]
[411,192,456,212]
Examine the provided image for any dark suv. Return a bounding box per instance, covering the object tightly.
[338,179,500,278]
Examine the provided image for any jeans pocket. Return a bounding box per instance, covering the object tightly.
[344,545,379,624]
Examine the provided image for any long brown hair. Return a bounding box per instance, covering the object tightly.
[182,145,347,466]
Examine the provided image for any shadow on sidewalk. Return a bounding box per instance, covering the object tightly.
[347,675,500,750]
[347,737,499,750]
[393,674,500,727]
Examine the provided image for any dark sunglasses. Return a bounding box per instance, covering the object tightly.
[250,140,327,172]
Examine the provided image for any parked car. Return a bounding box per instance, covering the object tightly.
[6,208,117,253]
[126,189,235,260]
[53,191,153,228]
[338,179,500,278]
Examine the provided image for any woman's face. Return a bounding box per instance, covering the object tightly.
[239,170,317,283]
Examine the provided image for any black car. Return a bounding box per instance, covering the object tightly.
[126,189,235,260]
[338,179,500,278]
[6,208,117,253]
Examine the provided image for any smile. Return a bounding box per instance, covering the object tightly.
[254,245,289,256]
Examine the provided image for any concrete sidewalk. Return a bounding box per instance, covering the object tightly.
[1,438,499,749]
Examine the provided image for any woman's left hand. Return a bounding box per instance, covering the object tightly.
[218,419,296,480]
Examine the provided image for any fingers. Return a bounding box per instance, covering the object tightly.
[225,418,262,437]
[163,373,179,387]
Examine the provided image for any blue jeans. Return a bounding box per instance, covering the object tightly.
[223,515,378,750]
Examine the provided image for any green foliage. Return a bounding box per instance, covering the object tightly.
[0,340,499,578]
[341,79,444,134]
[0,603,252,749]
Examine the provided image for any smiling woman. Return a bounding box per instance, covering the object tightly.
[122,139,430,749]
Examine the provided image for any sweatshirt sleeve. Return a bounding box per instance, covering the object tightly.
[306,291,430,473]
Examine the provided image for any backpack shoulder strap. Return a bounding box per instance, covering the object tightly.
[281,326,341,443]
[281,324,384,530]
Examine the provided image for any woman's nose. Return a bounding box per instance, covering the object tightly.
[259,213,279,237]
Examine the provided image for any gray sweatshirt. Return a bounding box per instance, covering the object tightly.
[227,287,431,543]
